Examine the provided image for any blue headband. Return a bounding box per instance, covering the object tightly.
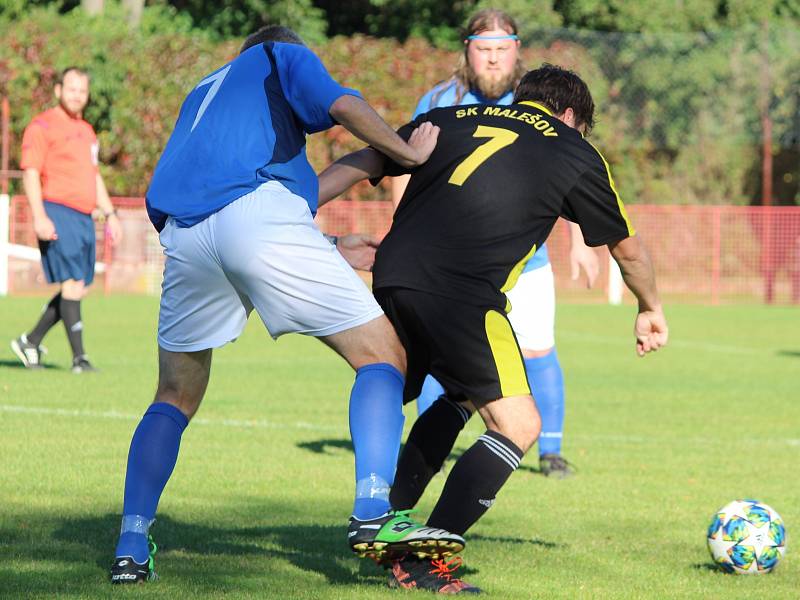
[466,34,519,41]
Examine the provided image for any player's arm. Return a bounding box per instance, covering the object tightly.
[389,91,431,208]
[318,148,384,208]
[566,220,599,288]
[278,44,437,169]
[561,143,667,356]
[608,235,668,356]
[22,168,57,241]
[20,122,56,241]
[329,96,438,169]
[334,233,379,271]
[95,173,123,245]
[318,122,439,207]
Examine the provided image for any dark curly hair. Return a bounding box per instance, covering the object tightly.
[514,64,595,134]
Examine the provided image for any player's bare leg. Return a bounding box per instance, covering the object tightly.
[154,347,213,419]
[111,348,211,583]
[322,317,465,561]
[320,314,405,372]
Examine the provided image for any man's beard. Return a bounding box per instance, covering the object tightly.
[468,64,517,100]
[60,98,86,118]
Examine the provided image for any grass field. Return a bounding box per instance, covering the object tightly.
[0,295,797,599]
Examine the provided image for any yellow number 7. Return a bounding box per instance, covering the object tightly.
[448,125,519,186]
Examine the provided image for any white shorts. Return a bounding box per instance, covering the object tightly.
[505,264,556,351]
[157,181,384,352]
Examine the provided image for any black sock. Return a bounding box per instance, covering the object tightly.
[390,396,471,510]
[60,298,85,358]
[427,430,524,536]
[27,293,62,346]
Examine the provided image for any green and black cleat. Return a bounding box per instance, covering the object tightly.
[110,535,158,584]
[348,509,465,562]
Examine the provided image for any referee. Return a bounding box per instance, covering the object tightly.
[11,67,122,373]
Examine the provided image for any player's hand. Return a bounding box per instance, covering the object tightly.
[570,244,599,288]
[337,233,380,271]
[105,213,123,246]
[33,216,58,241]
[634,308,669,357]
[407,122,440,166]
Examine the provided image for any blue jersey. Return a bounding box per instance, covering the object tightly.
[413,80,549,272]
[146,42,360,231]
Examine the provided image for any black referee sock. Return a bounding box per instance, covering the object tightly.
[427,430,524,536]
[27,292,62,346]
[390,395,471,510]
[60,298,85,359]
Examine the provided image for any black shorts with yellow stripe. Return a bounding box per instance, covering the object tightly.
[374,287,531,406]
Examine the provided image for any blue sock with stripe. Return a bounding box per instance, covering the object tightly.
[115,402,188,563]
[416,374,445,416]
[524,350,565,456]
[349,363,405,520]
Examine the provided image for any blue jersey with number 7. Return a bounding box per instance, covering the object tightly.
[146,42,361,232]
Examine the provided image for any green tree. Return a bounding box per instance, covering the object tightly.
[161,0,327,44]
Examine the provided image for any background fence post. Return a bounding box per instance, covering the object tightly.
[608,253,623,305]
[711,206,721,305]
[0,193,9,296]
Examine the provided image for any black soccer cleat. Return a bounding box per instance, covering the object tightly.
[388,554,481,594]
[72,354,99,374]
[539,453,575,479]
[110,536,158,584]
[10,334,46,369]
[348,509,465,562]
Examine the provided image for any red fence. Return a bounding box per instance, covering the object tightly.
[6,195,800,304]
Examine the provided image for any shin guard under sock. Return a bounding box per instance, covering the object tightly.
[427,430,523,536]
[389,396,470,510]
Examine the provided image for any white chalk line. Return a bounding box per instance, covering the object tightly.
[0,404,340,432]
[1,404,796,448]
[558,330,770,356]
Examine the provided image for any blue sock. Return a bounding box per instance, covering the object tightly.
[349,363,405,520]
[416,375,445,416]
[115,402,188,563]
[525,350,565,456]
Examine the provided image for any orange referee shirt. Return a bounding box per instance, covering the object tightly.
[20,106,99,215]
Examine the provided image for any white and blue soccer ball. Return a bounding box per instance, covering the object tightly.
[707,499,786,574]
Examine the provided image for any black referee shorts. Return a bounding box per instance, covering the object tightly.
[374,287,530,407]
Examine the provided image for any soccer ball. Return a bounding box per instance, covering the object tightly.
[707,499,786,574]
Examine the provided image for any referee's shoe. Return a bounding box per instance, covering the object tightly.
[348,510,465,562]
[10,334,46,369]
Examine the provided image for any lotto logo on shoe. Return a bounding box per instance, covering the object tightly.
[478,498,495,508]
[112,573,139,581]
[391,521,416,533]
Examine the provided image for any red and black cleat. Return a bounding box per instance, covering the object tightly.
[388,554,481,594]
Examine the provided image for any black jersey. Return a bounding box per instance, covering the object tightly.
[372,101,635,311]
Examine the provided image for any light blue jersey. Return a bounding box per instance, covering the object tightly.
[146,42,360,231]
[413,80,549,272]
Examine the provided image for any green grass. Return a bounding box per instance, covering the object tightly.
[1,295,798,599]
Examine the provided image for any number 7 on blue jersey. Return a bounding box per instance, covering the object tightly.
[190,65,231,132]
